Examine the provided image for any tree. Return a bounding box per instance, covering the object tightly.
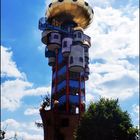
[0,130,5,140]
[35,94,51,129]
[75,98,138,140]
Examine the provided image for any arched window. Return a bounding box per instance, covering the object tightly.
[78,32,82,38]
[63,41,67,48]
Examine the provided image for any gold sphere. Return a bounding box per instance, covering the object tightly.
[54,100,59,105]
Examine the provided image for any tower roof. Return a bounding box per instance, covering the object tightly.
[46,0,94,29]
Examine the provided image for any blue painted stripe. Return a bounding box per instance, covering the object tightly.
[58,95,85,104]
[53,72,56,79]
[81,82,85,89]
[57,80,66,91]
[69,80,79,88]
[58,50,63,63]
[58,66,66,76]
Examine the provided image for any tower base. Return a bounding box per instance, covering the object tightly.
[40,109,80,140]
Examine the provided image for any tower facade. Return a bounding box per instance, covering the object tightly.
[39,0,93,140]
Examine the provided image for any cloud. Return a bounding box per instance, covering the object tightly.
[86,63,138,101]
[24,108,39,116]
[1,46,51,111]
[86,7,139,60]
[1,46,25,79]
[132,104,139,115]
[37,44,45,53]
[87,0,115,8]
[1,78,51,111]
[84,5,139,101]
[1,119,43,140]
[131,104,139,127]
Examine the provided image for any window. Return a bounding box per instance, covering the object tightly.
[85,2,89,6]
[76,107,79,114]
[78,32,82,38]
[49,3,52,7]
[63,41,67,48]
[73,0,77,1]
[79,57,83,62]
[85,48,88,52]
[54,34,59,39]
[70,57,73,64]
[58,0,63,2]
[74,34,76,38]
[85,57,89,63]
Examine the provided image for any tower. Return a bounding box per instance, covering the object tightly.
[39,0,93,140]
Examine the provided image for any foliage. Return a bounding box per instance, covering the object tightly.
[41,94,51,109]
[75,98,138,140]
[35,122,43,128]
[0,130,5,140]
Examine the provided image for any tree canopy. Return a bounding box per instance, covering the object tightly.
[75,98,138,140]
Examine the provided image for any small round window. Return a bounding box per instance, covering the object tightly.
[58,0,63,2]
[49,3,52,8]
[85,2,88,6]
[73,0,77,2]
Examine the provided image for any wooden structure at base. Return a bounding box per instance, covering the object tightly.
[40,108,80,140]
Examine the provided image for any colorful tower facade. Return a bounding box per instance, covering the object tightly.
[39,0,93,139]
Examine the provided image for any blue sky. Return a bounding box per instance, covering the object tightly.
[1,0,139,139]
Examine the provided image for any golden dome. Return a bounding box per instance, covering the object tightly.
[46,0,94,29]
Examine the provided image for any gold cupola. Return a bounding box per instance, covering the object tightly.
[46,0,94,29]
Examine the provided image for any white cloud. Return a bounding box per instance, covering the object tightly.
[86,93,94,104]
[24,108,39,116]
[1,78,51,111]
[5,131,43,140]
[37,44,45,53]
[1,119,43,140]
[86,7,139,61]
[84,6,139,101]
[1,46,51,111]
[87,0,115,8]
[2,119,20,129]
[132,104,139,115]
[131,104,139,127]
[86,62,138,101]
[1,46,25,79]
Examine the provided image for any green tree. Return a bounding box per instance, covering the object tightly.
[75,98,138,140]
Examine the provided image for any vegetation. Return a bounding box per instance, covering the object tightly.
[75,98,138,140]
